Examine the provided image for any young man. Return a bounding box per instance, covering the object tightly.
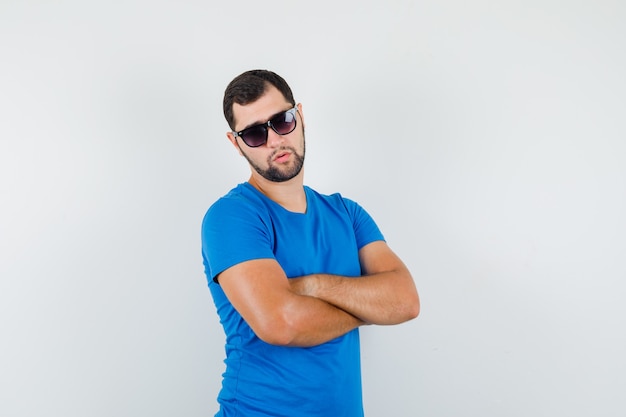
[201,69,419,417]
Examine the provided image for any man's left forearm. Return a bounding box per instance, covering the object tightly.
[290,269,419,325]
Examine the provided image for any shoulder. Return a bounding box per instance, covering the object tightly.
[306,186,384,244]
[305,186,361,211]
[204,183,268,223]
[201,184,277,246]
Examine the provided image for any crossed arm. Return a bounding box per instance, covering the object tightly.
[217,240,420,347]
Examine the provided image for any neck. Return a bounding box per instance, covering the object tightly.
[248,170,307,213]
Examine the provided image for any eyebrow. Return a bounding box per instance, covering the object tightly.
[239,107,293,132]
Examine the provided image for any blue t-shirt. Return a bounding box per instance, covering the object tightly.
[201,182,384,417]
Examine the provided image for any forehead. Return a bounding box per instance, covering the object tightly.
[232,85,291,131]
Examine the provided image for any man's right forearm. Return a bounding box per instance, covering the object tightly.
[264,293,365,347]
[218,258,366,348]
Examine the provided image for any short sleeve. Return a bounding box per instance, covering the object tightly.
[201,196,275,283]
[340,197,385,249]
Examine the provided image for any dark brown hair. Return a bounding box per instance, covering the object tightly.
[223,69,296,130]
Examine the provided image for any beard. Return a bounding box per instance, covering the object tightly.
[239,137,306,183]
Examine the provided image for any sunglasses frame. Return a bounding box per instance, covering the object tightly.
[232,106,298,148]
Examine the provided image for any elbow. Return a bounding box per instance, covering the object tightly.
[397,273,420,322]
[407,295,420,320]
[399,269,420,321]
[260,332,297,347]
[247,293,314,347]
[408,287,420,320]
[400,289,420,322]
[251,313,300,347]
[381,291,420,325]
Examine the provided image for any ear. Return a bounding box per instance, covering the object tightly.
[297,103,305,129]
[226,132,243,156]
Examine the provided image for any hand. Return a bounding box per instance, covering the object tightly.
[289,275,319,297]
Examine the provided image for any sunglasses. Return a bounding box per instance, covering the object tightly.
[232,106,298,147]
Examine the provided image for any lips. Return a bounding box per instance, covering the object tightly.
[273,151,291,163]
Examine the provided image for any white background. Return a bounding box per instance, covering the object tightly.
[1,1,625,416]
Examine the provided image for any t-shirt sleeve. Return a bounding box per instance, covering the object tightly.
[340,197,385,249]
[201,196,275,283]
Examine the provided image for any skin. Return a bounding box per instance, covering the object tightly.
[219,85,420,347]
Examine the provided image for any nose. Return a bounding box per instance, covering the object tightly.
[265,126,285,148]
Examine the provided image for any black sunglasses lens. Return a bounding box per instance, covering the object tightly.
[241,125,268,147]
[271,110,297,135]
